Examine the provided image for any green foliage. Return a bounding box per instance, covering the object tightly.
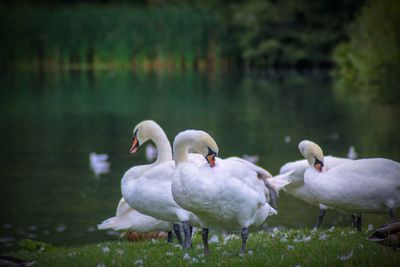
[9,228,400,266]
[333,0,400,103]
[0,4,222,70]
[230,0,364,67]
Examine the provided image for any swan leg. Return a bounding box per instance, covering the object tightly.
[354,215,362,232]
[351,215,356,227]
[240,227,249,256]
[173,223,183,244]
[314,209,326,229]
[202,228,210,256]
[182,221,191,249]
[389,208,396,220]
[167,231,173,243]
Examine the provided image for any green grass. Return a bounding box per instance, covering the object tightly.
[6,228,400,266]
[0,4,224,71]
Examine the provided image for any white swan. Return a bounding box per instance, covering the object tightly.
[279,156,351,228]
[299,140,400,230]
[99,120,178,242]
[171,130,279,255]
[122,124,206,249]
[97,198,173,237]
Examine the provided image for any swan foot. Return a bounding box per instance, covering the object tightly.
[240,227,249,256]
[167,231,173,243]
[182,221,192,249]
[173,223,183,244]
[389,208,396,220]
[314,209,326,229]
[202,228,210,256]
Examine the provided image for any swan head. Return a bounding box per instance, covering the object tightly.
[298,140,324,172]
[129,120,161,154]
[191,131,219,167]
[173,130,219,167]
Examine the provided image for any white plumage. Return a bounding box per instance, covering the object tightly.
[171,130,280,255]
[299,140,400,227]
[97,198,172,232]
[99,121,174,237]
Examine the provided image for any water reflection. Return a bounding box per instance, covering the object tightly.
[0,70,398,250]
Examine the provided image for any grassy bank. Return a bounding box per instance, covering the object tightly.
[6,228,400,266]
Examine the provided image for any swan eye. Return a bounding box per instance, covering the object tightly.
[314,157,324,167]
[133,129,138,138]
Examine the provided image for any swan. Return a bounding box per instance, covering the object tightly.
[299,140,400,230]
[122,124,206,249]
[279,156,351,228]
[171,130,281,255]
[100,120,181,242]
[97,198,174,241]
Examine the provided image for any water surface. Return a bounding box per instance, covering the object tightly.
[0,70,399,250]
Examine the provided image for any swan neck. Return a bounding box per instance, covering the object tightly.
[151,129,172,163]
[173,136,191,165]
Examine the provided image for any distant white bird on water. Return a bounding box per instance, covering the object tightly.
[241,154,259,164]
[145,143,158,162]
[89,152,110,177]
[347,146,358,160]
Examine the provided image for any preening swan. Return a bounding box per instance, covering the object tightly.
[171,130,279,255]
[100,120,179,242]
[299,140,400,230]
[279,156,351,228]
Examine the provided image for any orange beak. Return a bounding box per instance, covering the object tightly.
[207,155,216,168]
[129,137,139,154]
[314,163,323,172]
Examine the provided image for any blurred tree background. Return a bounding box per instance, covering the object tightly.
[333,0,400,103]
[1,0,398,102]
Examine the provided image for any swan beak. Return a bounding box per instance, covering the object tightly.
[314,163,323,172]
[207,155,216,168]
[129,137,140,154]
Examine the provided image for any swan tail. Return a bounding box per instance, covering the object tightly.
[116,198,134,217]
[97,217,123,231]
[267,170,295,193]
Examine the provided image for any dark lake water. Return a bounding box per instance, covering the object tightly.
[0,70,399,251]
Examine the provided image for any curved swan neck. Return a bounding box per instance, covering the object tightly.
[173,130,218,165]
[173,136,190,165]
[151,128,173,163]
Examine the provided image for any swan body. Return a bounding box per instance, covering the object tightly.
[122,158,202,225]
[279,156,351,207]
[100,120,176,240]
[304,158,400,213]
[171,130,277,255]
[97,198,172,232]
[173,159,277,231]
[299,140,400,216]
